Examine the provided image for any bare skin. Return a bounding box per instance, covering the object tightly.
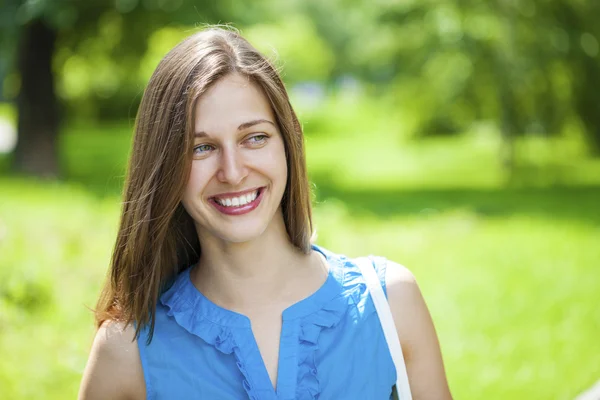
[78,321,145,400]
[78,73,452,399]
[386,261,453,399]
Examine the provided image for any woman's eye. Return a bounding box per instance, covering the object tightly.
[247,134,268,145]
[193,144,214,155]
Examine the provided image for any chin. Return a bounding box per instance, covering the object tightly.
[214,225,269,244]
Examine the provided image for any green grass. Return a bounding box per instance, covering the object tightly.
[0,181,119,398]
[1,122,599,399]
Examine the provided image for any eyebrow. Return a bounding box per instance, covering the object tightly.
[194,119,276,137]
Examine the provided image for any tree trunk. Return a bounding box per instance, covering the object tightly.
[497,1,518,185]
[13,18,60,177]
[575,48,600,155]
[554,1,600,155]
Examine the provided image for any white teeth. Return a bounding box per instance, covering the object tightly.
[215,190,259,207]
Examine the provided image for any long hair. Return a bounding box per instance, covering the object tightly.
[95,27,313,340]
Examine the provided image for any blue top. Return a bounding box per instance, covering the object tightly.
[137,245,397,399]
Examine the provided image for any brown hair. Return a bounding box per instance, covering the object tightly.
[95,27,313,340]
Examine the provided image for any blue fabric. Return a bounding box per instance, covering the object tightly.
[137,245,397,399]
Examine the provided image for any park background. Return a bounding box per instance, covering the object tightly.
[1,0,600,399]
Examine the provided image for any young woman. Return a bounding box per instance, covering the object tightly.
[78,27,452,400]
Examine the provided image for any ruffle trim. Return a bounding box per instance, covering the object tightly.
[160,270,261,400]
[291,255,386,399]
[291,255,386,400]
[295,290,348,399]
[341,256,388,315]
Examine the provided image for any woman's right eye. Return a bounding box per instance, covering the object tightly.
[193,144,214,156]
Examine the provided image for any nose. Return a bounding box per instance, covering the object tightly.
[216,145,248,185]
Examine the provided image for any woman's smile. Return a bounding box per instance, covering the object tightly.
[209,186,266,216]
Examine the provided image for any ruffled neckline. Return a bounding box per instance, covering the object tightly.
[160,244,343,328]
[159,244,356,400]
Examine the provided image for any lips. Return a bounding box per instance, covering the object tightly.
[213,188,259,207]
[209,187,265,216]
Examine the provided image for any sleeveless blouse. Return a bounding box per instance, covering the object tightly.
[137,245,397,399]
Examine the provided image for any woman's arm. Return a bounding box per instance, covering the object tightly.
[386,261,453,399]
[78,321,146,400]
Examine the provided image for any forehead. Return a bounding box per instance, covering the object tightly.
[194,73,276,134]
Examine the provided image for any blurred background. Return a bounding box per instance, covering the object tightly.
[1,0,599,399]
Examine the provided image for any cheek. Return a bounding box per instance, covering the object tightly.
[280,153,288,182]
[270,140,288,181]
[184,162,211,200]
[180,182,196,214]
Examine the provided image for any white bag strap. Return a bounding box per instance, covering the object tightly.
[356,257,412,400]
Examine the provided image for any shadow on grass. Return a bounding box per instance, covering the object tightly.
[313,177,600,226]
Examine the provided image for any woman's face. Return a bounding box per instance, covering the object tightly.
[181,73,288,244]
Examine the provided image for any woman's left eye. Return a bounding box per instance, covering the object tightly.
[247,134,268,144]
[193,144,214,156]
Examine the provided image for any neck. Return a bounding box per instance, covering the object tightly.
[191,212,316,313]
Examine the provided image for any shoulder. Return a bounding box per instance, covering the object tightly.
[384,260,453,398]
[383,259,417,288]
[78,320,146,400]
[384,259,423,304]
[383,260,426,360]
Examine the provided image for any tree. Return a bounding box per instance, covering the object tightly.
[14,17,60,176]
[297,0,600,155]
[1,0,226,177]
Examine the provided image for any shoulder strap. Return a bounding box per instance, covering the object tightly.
[356,257,412,400]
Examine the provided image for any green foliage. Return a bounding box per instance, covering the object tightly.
[290,0,600,148]
[59,122,133,194]
[139,26,192,83]
[0,267,53,313]
[5,0,600,149]
[1,0,228,118]
[243,15,335,83]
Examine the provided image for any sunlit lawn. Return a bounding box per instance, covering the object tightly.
[1,122,599,399]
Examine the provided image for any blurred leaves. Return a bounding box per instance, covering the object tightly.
[244,15,335,83]
[1,0,600,165]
